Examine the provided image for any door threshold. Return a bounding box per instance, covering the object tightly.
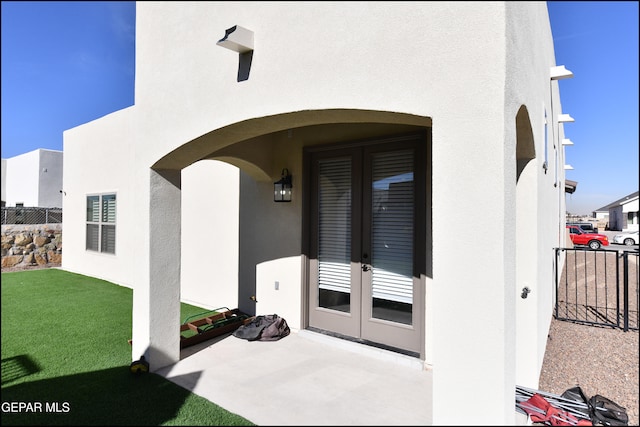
[302,327,423,369]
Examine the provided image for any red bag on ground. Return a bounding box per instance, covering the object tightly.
[520,393,592,426]
[521,393,552,423]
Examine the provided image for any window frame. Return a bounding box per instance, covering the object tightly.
[86,193,117,254]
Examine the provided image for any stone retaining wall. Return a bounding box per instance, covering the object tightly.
[1,224,62,269]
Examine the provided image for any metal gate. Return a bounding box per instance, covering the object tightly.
[554,248,639,331]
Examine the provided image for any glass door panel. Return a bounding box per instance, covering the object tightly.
[307,134,425,354]
[370,150,414,325]
[318,157,352,313]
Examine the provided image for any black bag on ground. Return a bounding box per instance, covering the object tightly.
[233,314,290,341]
[561,386,591,419]
[589,394,629,426]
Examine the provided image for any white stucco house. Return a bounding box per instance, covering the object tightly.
[596,191,639,231]
[592,208,608,221]
[1,148,63,208]
[61,2,575,424]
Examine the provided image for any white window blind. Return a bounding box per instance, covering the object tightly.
[318,158,352,294]
[371,151,414,304]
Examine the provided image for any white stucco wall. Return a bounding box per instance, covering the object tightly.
[180,159,240,310]
[506,5,572,392]
[622,197,639,231]
[5,150,40,207]
[255,256,303,331]
[608,196,639,231]
[622,198,638,213]
[38,149,64,208]
[594,211,608,220]
[63,107,137,287]
[2,148,63,208]
[62,2,568,424]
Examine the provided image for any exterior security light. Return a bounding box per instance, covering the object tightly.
[564,165,574,170]
[550,65,574,80]
[562,139,574,146]
[558,114,574,123]
[274,169,292,202]
[216,25,254,53]
[216,25,254,82]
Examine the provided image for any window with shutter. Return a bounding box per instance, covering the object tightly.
[86,193,116,254]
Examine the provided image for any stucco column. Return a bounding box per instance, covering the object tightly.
[431,118,517,424]
[515,161,540,387]
[145,168,182,370]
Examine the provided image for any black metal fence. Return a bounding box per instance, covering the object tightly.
[1,207,62,225]
[554,248,639,331]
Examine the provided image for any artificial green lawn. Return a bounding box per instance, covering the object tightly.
[1,269,254,426]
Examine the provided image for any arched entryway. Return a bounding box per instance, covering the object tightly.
[136,109,432,370]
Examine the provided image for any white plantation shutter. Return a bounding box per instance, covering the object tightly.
[86,224,99,251]
[86,194,116,254]
[102,194,116,223]
[86,196,100,251]
[318,158,352,295]
[87,196,99,222]
[101,225,116,253]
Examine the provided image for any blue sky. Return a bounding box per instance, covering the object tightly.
[1,1,638,215]
[547,1,639,214]
[1,1,135,157]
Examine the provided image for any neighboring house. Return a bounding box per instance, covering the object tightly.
[595,191,639,231]
[589,198,609,231]
[62,3,574,424]
[592,208,609,221]
[1,148,63,208]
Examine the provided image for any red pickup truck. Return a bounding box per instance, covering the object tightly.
[566,225,609,250]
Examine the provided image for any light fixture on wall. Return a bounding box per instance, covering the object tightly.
[274,169,292,202]
[216,25,254,53]
[547,65,574,176]
[557,113,575,123]
[550,65,574,80]
[216,25,254,82]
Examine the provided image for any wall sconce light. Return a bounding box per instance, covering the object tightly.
[216,25,254,53]
[274,169,292,202]
[550,65,574,80]
[216,25,254,82]
[558,113,575,123]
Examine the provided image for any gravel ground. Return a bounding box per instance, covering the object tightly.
[538,317,639,426]
[1,264,60,273]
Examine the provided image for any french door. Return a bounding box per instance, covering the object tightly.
[306,134,426,354]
